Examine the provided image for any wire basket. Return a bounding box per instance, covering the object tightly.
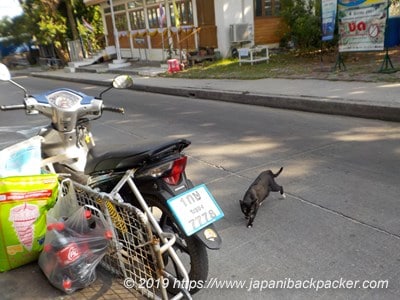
[60,180,168,299]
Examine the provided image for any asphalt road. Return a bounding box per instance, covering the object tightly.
[1,76,399,299]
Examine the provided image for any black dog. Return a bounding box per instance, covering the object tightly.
[240,167,286,228]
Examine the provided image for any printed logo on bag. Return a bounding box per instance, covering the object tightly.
[58,243,81,265]
[2,190,53,201]
[9,203,39,251]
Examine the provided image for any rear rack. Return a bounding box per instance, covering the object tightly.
[60,179,190,300]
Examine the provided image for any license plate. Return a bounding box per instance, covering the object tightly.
[167,184,224,236]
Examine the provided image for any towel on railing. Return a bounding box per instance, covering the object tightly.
[238,48,249,57]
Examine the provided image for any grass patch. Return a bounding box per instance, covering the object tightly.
[160,48,400,82]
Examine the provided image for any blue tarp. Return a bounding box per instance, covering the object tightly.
[0,39,30,58]
[384,17,400,48]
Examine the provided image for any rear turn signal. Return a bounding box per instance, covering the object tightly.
[162,156,187,185]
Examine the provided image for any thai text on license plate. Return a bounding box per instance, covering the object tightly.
[167,184,224,236]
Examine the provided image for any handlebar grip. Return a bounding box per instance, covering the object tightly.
[102,106,125,114]
[0,104,26,111]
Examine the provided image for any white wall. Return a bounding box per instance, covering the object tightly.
[214,0,254,57]
[99,0,255,61]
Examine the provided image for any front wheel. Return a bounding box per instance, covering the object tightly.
[136,196,209,295]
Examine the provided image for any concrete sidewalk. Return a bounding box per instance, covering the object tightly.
[27,67,400,122]
[1,261,144,300]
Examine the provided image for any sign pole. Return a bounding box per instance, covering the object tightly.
[379,4,396,73]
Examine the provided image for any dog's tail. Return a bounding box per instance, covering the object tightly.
[273,167,284,177]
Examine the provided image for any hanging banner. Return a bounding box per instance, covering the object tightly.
[338,0,389,52]
[322,0,338,41]
[172,0,180,27]
[82,18,95,33]
[158,3,166,28]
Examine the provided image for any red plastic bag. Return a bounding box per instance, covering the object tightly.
[39,180,113,294]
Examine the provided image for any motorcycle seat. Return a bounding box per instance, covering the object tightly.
[85,139,190,174]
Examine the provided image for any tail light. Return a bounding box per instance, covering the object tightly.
[162,156,187,185]
[136,156,188,185]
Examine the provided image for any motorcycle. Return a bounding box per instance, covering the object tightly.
[0,63,223,295]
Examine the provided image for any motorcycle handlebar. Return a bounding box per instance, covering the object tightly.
[0,104,26,111]
[102,105,125,114]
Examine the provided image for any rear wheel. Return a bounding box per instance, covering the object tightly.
[92,179,209,295]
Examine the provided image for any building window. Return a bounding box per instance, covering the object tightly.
[127,1,143,9]
[115,13,128,31]
[147,6,162,28]
[104,4,126,14]
[254,0,280,17]
[129,9,145,30]
[170,0,193,26]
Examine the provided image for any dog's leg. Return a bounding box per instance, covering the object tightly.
[270,181,286,199]
[279,188,286,199]
[247,202,259,228]
[247,210,255,228]
[247,217,255,228]
[276,185,286,199]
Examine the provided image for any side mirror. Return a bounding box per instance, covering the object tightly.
[113,75,133,89]
[0,63,11,81]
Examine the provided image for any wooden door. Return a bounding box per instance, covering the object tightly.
[105,15,115,46]
[196,0,217,48]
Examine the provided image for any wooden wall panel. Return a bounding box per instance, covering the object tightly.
[119,36,130,48]
[198,26,217,49]
[177,30,196,51]
[105,15,114,46]
[254,17,286,44]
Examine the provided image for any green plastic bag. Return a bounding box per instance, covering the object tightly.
[0,174,58,272]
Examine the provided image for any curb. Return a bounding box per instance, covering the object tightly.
[31,73,400,123]
[133,85,400,122]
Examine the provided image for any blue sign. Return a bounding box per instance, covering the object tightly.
[322,0,338,41]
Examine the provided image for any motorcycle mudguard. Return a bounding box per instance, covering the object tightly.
[192,223,222,250]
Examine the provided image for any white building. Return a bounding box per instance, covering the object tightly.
[84,0,283,61]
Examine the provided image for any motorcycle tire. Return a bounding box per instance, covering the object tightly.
[90,178,208,295]
[127,194,209,295]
